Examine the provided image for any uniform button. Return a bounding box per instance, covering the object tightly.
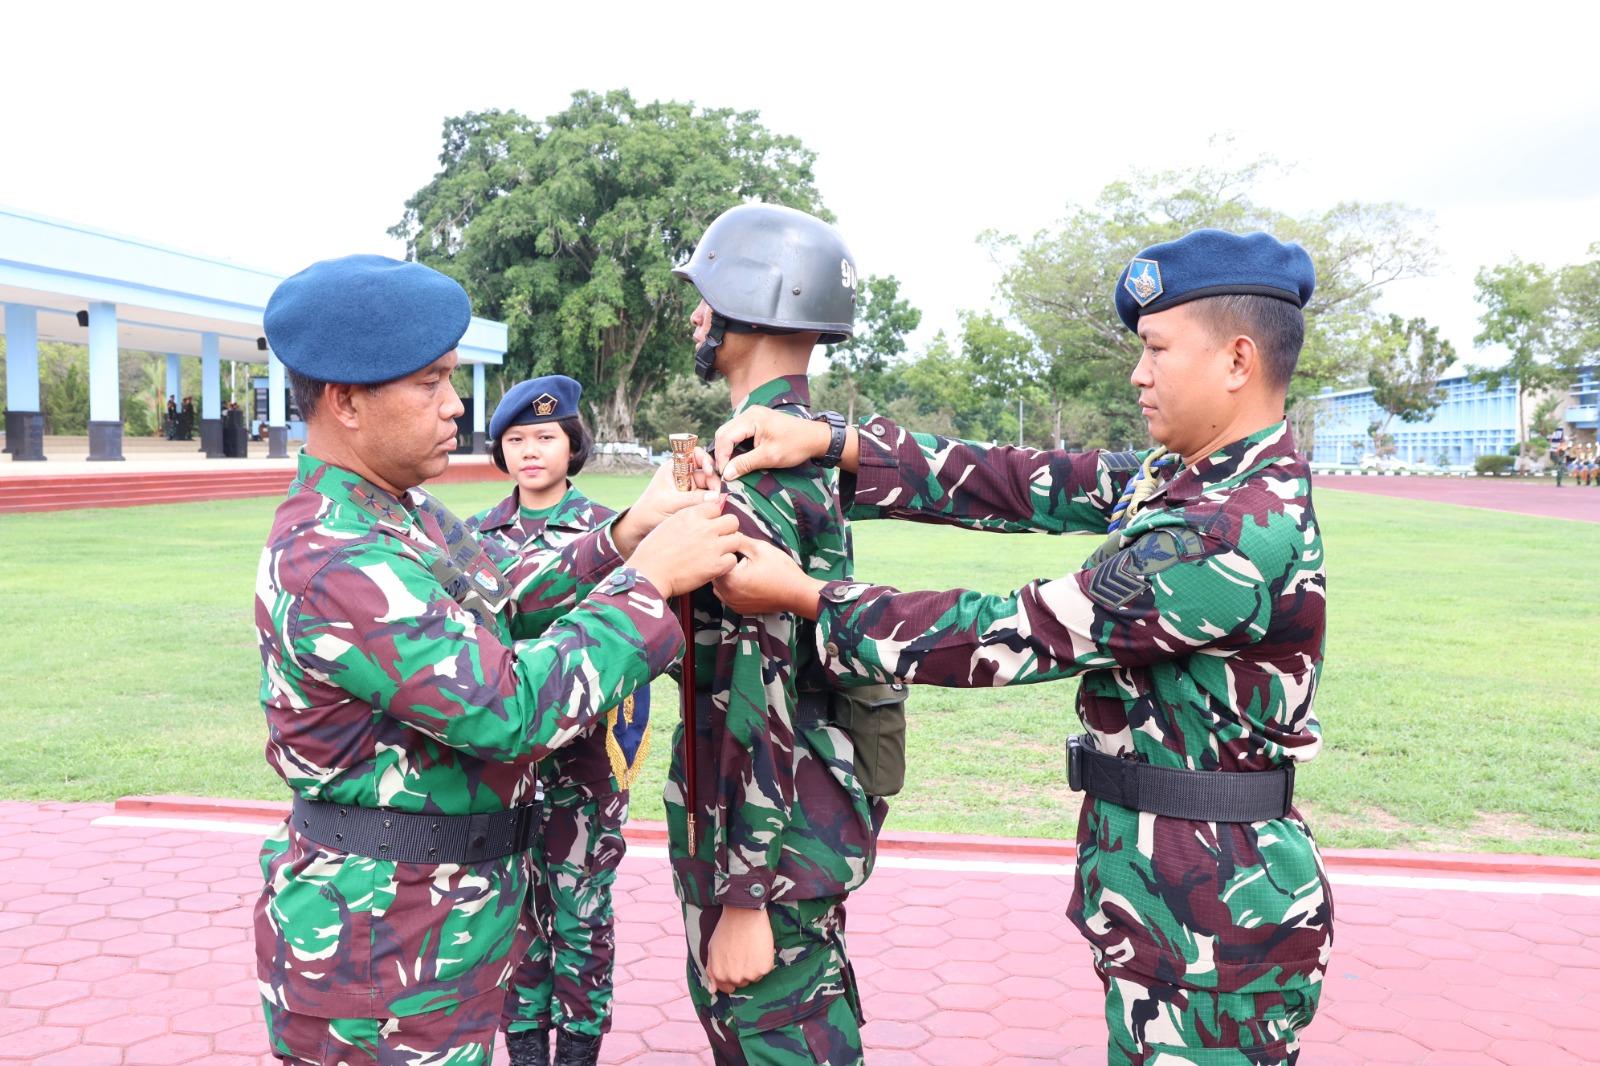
[334,833,343,842]
[431,823,440,833]
[749,884,766,899]
[825,642,839,657]
[871,424,885,436]
[338,809,347,817]
[379,844,389,853]
[383,819,392,829]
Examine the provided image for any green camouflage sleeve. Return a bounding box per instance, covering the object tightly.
[288,541,682,763]
[713,479,805,906]
[813,518,1271,687]
[843,414,1142,534]
[504,523,623,635]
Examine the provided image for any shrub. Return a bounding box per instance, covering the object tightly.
[1475,454,1515,476]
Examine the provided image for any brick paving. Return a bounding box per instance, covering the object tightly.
[1,801,1598,1064]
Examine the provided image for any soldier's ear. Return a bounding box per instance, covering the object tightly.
[323,383,364,430]
[1224,334,1259,394]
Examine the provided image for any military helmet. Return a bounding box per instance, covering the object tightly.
[674,203,857,343]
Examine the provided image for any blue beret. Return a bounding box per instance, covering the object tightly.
[1114,229,1315,333]
[264,254,472,384]
[489,375,583,441]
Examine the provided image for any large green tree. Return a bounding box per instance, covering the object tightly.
[1472,258,1564,456]
[1364,314,1454,454]
[981,156,1437,449]
[391,91,826,442]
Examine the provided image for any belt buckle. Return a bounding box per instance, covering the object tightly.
[1066,735,1084,792]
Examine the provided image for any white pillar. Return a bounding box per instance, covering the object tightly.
[86,301,123,460]
[4,304,43,459]
[200,332,223,457]
[201,334,221,419]
[472,362,487,454]
[266,350,289,458]
[165,353,181,403]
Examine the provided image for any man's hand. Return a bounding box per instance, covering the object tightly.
[612,450,719,555]
[715,407,856,481]
[711,537,824,620]
[628,500,743,599]
[705,905,776,994]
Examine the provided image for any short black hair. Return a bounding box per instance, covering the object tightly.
[287,370,383,422]
[492,416,593,476]
[1186,294,1305,390]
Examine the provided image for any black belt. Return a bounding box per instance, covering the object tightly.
[1066,735,1294,822]
[290,796,541,864]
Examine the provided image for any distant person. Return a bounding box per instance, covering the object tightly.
[179,396,195,440]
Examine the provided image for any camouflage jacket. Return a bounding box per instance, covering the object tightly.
[254,454,682,1018]
[470,485,635,797]
[822,417,1331,994]
[669,375,886,910]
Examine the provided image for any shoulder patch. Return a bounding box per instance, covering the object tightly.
[1084,528,1206,608]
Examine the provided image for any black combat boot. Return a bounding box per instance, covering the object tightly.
[553,1029,602,1066]
[505,1027,550,1066]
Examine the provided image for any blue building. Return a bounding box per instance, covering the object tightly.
[1312,365,1599,467]
[1312,370,1518,467]
[1566,365,1599,442]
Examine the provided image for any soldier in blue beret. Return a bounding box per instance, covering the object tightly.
[468,374,650,1066]
[709,228,1332,1065]
[254,254,743,1065]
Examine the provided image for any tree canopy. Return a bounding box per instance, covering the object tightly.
[391,90,826,441]
[980,155,1439,448]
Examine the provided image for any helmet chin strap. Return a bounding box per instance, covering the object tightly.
[693,313,729,383]
[694,313,778,383]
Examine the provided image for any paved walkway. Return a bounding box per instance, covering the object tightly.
[2,802,1598,1065]
[1319,474,1600,523]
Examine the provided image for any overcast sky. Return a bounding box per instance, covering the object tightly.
[3,0,1596,372]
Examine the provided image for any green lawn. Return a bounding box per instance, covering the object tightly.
[1,475,1595,857]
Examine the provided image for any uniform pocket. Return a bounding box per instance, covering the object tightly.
[586,791,628,874]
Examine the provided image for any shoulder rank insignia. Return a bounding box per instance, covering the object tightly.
[532,393,559,417]
[1085,527,1205,608]
[1124,258,1163,307]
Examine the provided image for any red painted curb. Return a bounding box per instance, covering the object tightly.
[114,795,1600,879]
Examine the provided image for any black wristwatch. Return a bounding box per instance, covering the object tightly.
[811,410,848,468]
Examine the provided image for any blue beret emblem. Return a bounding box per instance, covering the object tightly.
[532,393,559,418]
[1125,258,1163,307]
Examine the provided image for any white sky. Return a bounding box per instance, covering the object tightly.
[2,0,1597,372]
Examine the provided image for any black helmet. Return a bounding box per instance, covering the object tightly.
[674,203,857,381]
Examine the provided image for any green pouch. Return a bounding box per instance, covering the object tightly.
[832,683,907,798]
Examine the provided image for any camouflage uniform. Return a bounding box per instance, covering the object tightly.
[469,485,643,1041]
[255,454,682,1064]
[668,375,886,1065]
[819,417,1332,1065]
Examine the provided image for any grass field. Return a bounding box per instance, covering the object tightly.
[1,475,1596,856]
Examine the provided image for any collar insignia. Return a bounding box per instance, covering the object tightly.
[1125,258,1163,307]
[532,393,559,417]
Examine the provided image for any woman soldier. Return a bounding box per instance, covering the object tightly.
[470,375,651,1066]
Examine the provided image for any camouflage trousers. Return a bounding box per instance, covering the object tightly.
[682,895,864,1066]
[1100,967,1322,1066]
[502,787,627,1038]
[263,994,498,1064]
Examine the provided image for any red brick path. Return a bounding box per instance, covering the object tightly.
[1,802,1597,1065]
